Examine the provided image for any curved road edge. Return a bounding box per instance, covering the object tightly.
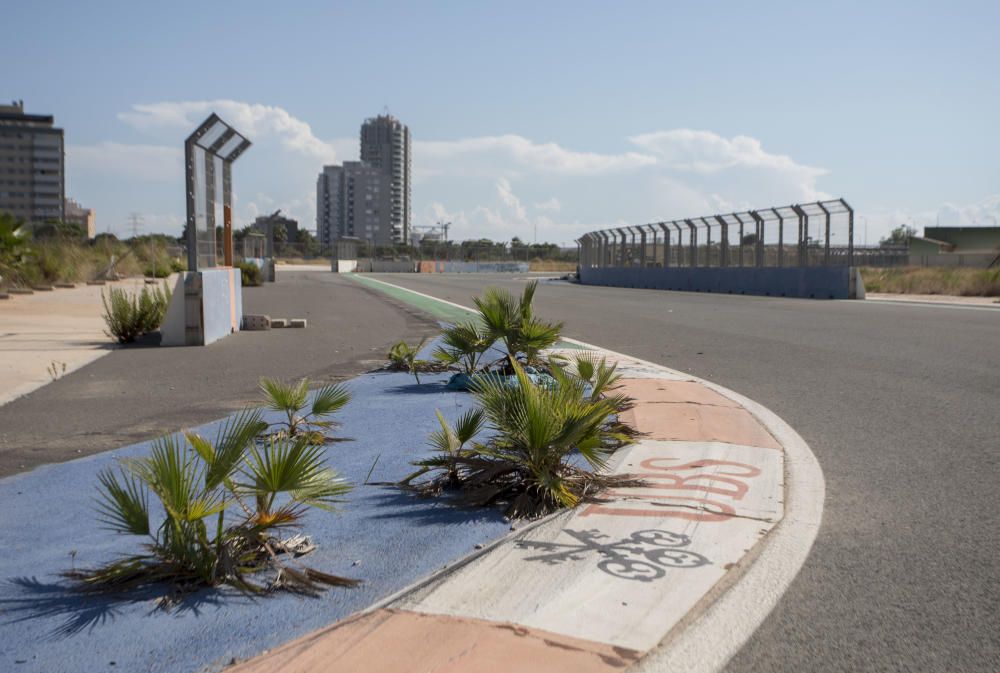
[231,274,826,672]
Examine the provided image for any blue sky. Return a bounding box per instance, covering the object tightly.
[3,0,998,244]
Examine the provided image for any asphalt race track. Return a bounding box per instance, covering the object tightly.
[361,272,1000,673]
[1,269,997,671]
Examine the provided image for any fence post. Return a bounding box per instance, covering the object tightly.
[700,217,714,266]
[750,211,765,267]
[792,204,807,267]
[817,201,831,266]
[659,222,672,267]
[668,222,681,266]
[684,219,698,267]
[771,207,784,267]
[843,199,855,267]
[733,212,749,267]
[715,215,729,267]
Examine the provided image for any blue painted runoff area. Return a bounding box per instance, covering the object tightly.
[0,365,510,672]
[580,265,854,299]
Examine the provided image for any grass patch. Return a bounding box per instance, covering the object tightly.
[861,266,1000,296]
[529,259,576,272]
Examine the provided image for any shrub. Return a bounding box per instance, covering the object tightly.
[473,281,562,367]
[410,359,634,518]
[236,261,262,287]
[259,377,351,445]
[101,282,173,343]
[387,338,446,383]
[432,321,496,374]
[65,409,357,598]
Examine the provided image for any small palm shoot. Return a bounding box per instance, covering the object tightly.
[66,409,358,599]
[473,281,562,368]
[400,408,486,490]
[413,360,634,518]
[259,377,351,445]
[432,321,496,375]
[387,338,441,383]
[555,352,639,441]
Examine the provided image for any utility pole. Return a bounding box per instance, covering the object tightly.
[127,213,154,278]
[127,212,144,239]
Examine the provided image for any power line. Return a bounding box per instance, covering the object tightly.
[127,212,144,239]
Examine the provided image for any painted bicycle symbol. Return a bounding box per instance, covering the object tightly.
[517,528,710,582]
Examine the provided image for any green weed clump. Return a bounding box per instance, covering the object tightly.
[236,261,263,286]
[102,282,173,343]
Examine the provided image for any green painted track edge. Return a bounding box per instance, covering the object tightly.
[344,273,586,349]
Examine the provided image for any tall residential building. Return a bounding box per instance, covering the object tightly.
[317,161,391,247]
[64,197,96,238]
[0,101,65,224]
[360,114,411,244]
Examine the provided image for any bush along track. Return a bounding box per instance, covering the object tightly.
[101,281,172,344]
[226,274,814,673]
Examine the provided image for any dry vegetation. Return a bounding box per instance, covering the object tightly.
[528,259,576,272]
[861,266,1000,297]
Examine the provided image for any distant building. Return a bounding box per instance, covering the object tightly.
[64,197,95,238]
[252,214,298,243]
[909,226,1000,267]
[360,114,411,244]
[0,100,65,224]
[317,161,391,247]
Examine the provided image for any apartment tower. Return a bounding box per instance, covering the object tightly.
[359,114,411,245]
[0,101,65,224]
[317,113,411,248]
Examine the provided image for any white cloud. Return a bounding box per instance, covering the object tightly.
[857,194,1000,245]
[66,142,182,181]
[416,134,656,176]
[935,194,1000,227]
[535,197,561,212]
[496,177,528,223]
[629,129,828,204]
[119,100,338,163]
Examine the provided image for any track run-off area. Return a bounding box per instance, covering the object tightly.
[349,272,999,673]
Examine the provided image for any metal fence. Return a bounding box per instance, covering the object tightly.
[576,198,900,269]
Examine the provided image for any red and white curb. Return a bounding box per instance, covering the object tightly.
[230,279,825,673]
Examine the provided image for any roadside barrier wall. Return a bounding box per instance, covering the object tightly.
[161,267,243,346]
[579,265,863,299]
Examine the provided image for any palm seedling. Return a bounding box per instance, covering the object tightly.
[400,408,486,490]
[66,409,358,599]
[259,377,352,445]
[432,320,496,375]
[473,281,562,368]
[387,338,437,383]
[429,360,634,518]
[553,352,640,441]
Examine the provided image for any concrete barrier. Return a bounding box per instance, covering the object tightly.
[161,268,243,346]
[579,265,863,299]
